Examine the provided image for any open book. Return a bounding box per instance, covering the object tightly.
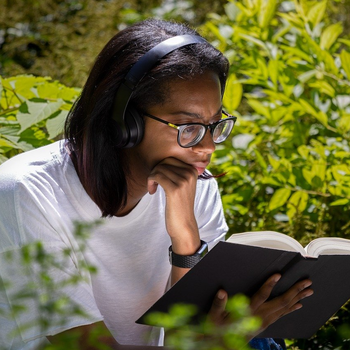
[227,230,350,257]
[137,231,350,339]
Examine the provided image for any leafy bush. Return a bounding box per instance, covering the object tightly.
[203,0,350,348]
[2,0,350,347]
[0,75,80,163]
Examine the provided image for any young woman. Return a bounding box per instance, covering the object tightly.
[0,19,312,350]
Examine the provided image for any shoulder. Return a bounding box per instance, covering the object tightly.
[0,141,67,189]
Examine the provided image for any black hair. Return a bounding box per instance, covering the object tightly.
[64,18,229,217]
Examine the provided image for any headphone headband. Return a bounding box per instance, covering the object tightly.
[112,34,207,148]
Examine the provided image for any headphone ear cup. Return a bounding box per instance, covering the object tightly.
[123,104,145,148]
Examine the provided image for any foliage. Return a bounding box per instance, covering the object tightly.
[0,0,227,87]
[1,221,101,348]
[145,294,260,350]
[0,75,80,163]
[2,0,350,348]
[204,0,350,348]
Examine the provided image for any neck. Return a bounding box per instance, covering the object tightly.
[115,175,148,217]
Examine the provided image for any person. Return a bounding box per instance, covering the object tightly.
[0,19,313,350]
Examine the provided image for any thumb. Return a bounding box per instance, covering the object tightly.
[208,289,228,325]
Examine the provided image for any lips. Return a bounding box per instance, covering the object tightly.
[192,162,210,175]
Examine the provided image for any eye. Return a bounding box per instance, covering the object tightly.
[182,125,197,137]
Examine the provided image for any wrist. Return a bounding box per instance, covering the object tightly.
[169,240,208,268]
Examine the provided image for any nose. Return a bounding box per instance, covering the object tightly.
[192,128,216,154]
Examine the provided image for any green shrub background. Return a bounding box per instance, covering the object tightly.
[1,0,350,348]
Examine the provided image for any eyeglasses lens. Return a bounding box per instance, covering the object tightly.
[179,125,205,147]
[179,118,234,147]
[213,119,234,143]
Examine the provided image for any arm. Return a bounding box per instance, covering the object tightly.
[147,157,202,286]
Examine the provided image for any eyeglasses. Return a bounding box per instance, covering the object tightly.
[143,110,237,148]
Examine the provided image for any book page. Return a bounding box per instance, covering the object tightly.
[305,237,350,257]
[227,231,306,255]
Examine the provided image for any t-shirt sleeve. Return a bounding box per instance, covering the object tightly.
[0,168,103,345]
[194,178,228,250]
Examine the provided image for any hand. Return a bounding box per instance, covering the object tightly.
[147,157,200,254]
[208,274,313,332]
[250,273,313,332]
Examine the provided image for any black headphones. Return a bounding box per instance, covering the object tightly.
[111,34,207,148]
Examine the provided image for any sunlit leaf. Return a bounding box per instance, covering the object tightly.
[340,50,350,79]
[46,110,68,139]
[330,198,349,206]
[320,23,343,50]
[307,0,327,28]
[258,0,277,29]
[268,59,278,88]
[269,188,291,211]
[17,99,64,132]
[223,73,243,112]
[287,191,309,218]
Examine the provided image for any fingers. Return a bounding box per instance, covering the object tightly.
[251,275,313,331]
[208,289,228,326]
[147,158,197,195]
[250,274,281,312]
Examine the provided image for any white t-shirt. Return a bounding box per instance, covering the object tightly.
[0,140,228,349]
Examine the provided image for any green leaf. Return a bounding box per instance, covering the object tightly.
[223,73,243,112]
[287,191,309,218]
[307,0,327,28]
[268,154,280,169]
[330,198,349,206]
[299,99,318,117]
[268,59,278,87]
[309,81,335,97]
[298,70,316,83]
[320,23,343,50]
[46,110,68,139]
[269,188,291,211]
[17,99,64,132]
[225,1,240,21]
[302,168,314,185]
[238,33,269,52]
[298,145,310,159]
[340,50,350,79]
[258,0,277,29]
[315,111,328,126]
[312,161,326,181]
[248,99,271,118]
[338,114,350,132]
[254,149,267,169]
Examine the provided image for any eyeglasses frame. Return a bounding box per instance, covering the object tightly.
[143,110,237,148]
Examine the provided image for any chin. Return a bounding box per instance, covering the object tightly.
[195,167,206,175]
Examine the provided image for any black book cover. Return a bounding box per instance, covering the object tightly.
[137,242,350,339]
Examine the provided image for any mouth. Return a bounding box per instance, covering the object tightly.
[192,163,210,175]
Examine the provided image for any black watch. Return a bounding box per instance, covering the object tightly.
[169,240,208,268]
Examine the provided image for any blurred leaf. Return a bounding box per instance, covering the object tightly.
[223,73,243,112]
[320,23,343,50]
[258,0,277,29]
[330,198,350,206]
[307,0,327,28]
[340,50,350,79]
[269,188,291,211]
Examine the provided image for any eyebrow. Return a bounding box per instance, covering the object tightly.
[169,105,223,121]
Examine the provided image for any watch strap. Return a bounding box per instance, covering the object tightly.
[169,240,208,268]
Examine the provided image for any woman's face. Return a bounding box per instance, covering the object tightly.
[126,70,222,185]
